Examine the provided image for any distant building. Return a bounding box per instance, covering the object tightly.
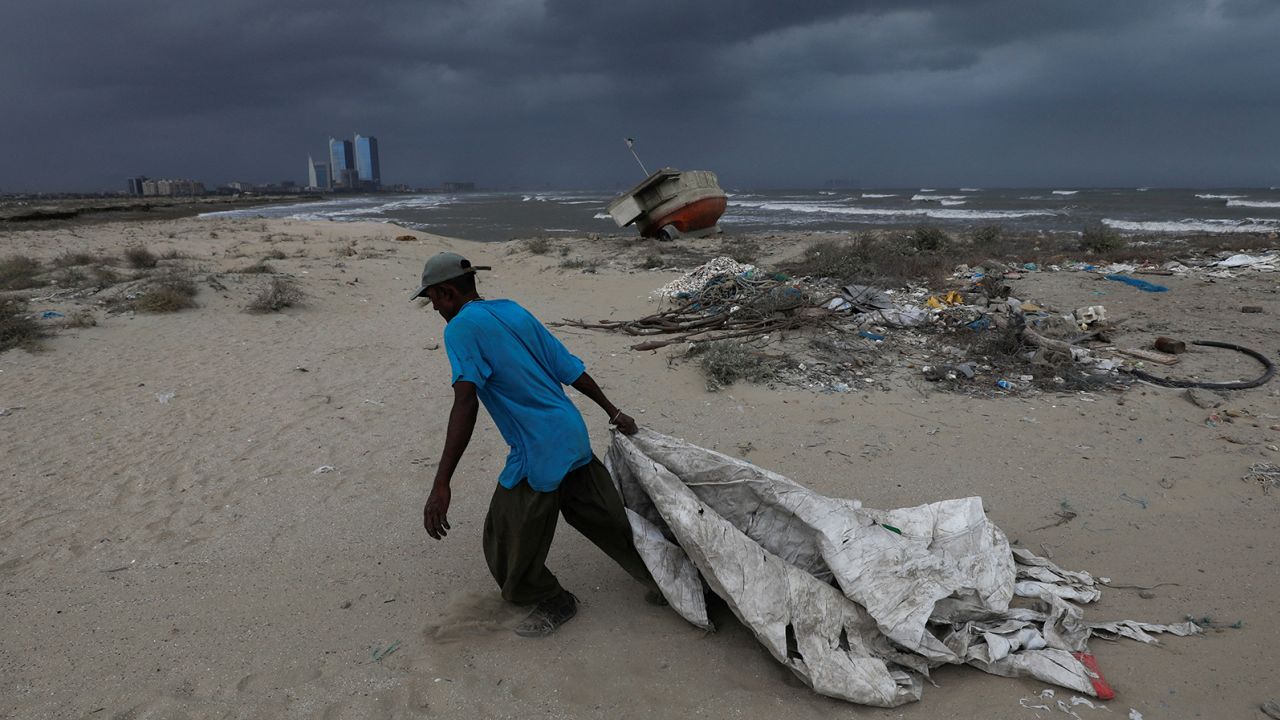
[126,176,147,196]
[141,178,204,197]
[329,138,355,188]
[354,134,381,189]
[308,156,331,190]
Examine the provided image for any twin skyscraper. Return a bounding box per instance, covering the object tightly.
[308,134,380,191]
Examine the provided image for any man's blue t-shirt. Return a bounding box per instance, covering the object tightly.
[443,299,591,492]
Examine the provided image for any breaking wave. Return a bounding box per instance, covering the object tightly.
[860,193,896,198]
[730,200,1053,220]
[1226,199,1280,208]
[959,188,982,192]
[1051,190,1078,195]
[1196,193,1245,200]
[1102,217,1280,234]
[911,194,967,202]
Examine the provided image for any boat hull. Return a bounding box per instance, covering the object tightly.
[639,195,728,238]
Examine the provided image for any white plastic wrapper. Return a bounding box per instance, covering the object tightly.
[607,429,1199,708]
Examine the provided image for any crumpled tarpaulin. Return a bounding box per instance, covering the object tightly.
[606,429,1199,708]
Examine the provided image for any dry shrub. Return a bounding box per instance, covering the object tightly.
[639,254,665,270]
[246,277,304,313]
[968,224,1003,246]
[785,235,950,288]
[1,297,46,351]
[909,225,951,254]
[52,251,98,268]
[720,237,762,264]
[123,246,159,269]
[1080,223,1125,253]
[688,340,775,391]
[235,261,275,274]
[58,267,90,288]
[560,257,602,273]
[0,255,43,290]
[131,274,199,313]
[59,309,97,328]
[525,237,552,255]
[263,248,287,260]
[334,243,358,257]
[91,265,121,286]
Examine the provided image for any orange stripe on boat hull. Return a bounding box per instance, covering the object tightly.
[640,196,728,237]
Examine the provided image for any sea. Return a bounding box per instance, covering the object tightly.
[199,187,1280,242]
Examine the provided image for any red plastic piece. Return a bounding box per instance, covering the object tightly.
[1072,652,1116,701]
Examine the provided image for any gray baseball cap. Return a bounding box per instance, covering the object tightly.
[410,252,491,301]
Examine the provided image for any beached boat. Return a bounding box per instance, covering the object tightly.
[606,168,727,239]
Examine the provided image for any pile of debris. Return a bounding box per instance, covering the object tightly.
[563,257,839,351]
[563,254,1275,396]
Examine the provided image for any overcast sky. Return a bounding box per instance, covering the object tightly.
[2,0,1277,192]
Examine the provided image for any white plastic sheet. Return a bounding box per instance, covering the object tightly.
[607,429,1199,707]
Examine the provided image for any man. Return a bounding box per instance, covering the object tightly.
[412,251,655,637]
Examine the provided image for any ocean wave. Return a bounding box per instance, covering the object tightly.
[1051,190,1078,195]
[1102,217,1280,234]
[919,188,936,192]
[1196,193,1245,200]
[731,200,1053,220]
[939,200,967,206]
[911,194,967,201]
[860,193,896,198]
[592,213,611,220]
[959,188,982,192]
[1226,199,1280,208]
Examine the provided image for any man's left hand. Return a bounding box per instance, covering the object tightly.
[611,411,638,435]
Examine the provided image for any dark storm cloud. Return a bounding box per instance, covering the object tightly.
[2,0,1277,191]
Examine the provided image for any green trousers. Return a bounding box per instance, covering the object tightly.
[483,456,655,605]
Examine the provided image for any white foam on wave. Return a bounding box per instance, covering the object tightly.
[939,200,967,206]
[1196,193,1245,200]
[1051,190,1078,195]
[1103,217,1280,234]
[592,212,611,220]
[861,193,896,198]
[1227,199,1280,208]
[919,188,936,192]
[911,194,967,201]
[959,188,982,192]
[731,199,1053,220]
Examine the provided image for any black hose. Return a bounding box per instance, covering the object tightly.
[1127,340,1276,390]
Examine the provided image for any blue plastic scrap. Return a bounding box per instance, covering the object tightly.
[41,311,65,319]
[858,331,885,341]
[1104,274,1168,293]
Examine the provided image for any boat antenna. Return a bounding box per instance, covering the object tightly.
[624,137,649,176]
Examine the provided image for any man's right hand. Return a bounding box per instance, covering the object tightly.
[424,483,452,540]
[611,411,639,435]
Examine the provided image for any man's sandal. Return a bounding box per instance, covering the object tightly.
[514,591,578,637]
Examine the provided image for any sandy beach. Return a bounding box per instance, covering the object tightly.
[3,215,1279,719]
